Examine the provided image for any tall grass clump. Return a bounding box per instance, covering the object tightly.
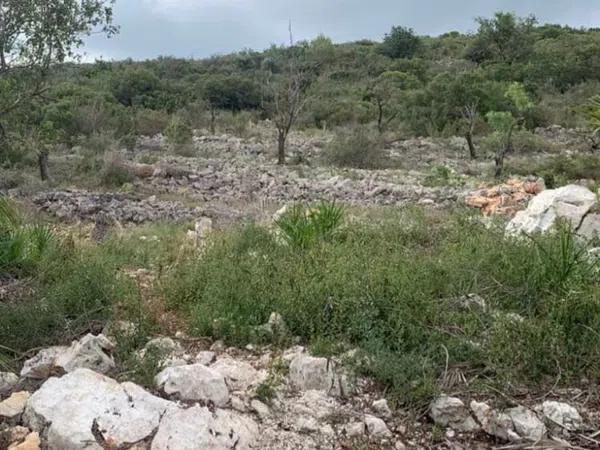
[275,202,344,249]
[0,197,55,275]
[164,207,600,404]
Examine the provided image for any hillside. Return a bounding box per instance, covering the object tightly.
[1,8,600,450]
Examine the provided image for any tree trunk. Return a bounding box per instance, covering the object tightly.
[494,146,506,178]
[277,129,286,165]
[38,149,50,181]
[465,131,476,159]
[210,109,216,134]
[377,102,384,134]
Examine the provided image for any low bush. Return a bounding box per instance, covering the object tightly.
[163,207,600,404]
[135,108,170,136]
[508,153,600,188]
[325,127,389,169]
[100,152,134,188]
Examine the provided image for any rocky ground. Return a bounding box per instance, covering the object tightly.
[1,126,599,449]
[1,321,599,450]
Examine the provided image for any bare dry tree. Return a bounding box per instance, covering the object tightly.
[262,22,311,165]
[462,101,479,159]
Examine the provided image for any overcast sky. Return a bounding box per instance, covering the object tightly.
[83,0,600,61]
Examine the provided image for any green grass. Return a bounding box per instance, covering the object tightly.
[0,216,185,371]
[163,207,600,404]
[1,200,598,406]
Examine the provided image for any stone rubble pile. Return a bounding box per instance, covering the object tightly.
[429,395,586,444]
[1,327,590,450]
[34,191,202,224]
[466,178,545,217]
[0,330,408,450]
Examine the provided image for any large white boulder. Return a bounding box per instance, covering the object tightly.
[23,369,175,450]
[151,405,258,450]
[506,185,598,236]
[20,334,115,379]
[155,364,229,406]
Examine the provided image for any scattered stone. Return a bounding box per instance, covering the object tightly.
[0,372,19,397]
[466,178,544,217]
[364,415,393,438]
[3,426,30,444]
[20,347,63,379]
[282,346,305,363]
[372,398,393,418]
[8,431,41,450]
[541,401,583,431]
[211,357,267,392]
[155,364,229,406]
[0,392,30,424]
[506,406,546,441]
[55,334,115,374]
[429,396,479,432]
[288,354,352,397]
[141,336,184,358]
[103,320,137,339]
[506,184,598,237]
[251,399,271,419]
[578,213,600,241]
[21,334,115,379]
[256,312,289,341]
[210,340,226,352]
[470,401,519,442]
[195,350,216,365]
[23,369,175,450]
[394,441,407,450]
[344,421,365,437]
[151,405,258,450]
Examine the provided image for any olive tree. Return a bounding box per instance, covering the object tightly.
[379,26,421,59]
[487,82,534,177]
[0,0,117,179]
[365,71,418,134]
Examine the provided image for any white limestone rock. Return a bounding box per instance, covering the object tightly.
[541,401,583,431]
[506,185,598,236]
[506,406,546,441]
[211,357,267,392]
[429,396,479,432]
[0,372,19,398]
[151,405,258,450]
[155,363,229,406]
[23,369,175,450]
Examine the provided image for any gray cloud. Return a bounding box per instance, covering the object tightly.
[83,0,600,60]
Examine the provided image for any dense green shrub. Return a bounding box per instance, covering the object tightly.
[163,208,600,403]
[135,109,170,136]
[507,153,600,187]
